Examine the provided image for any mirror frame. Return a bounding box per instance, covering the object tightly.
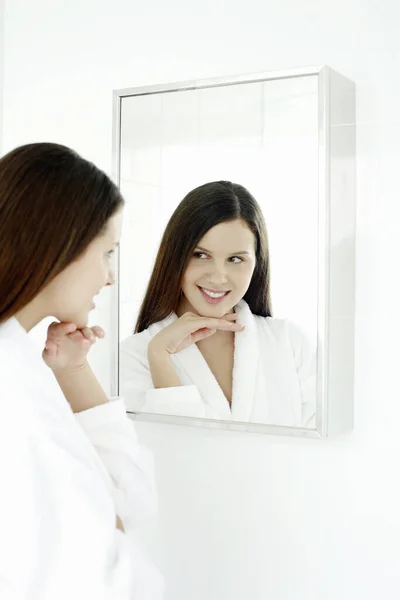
[111,65,356,439]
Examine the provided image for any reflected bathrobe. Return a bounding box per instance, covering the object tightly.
[120,300,316,428]
[0,317,163,600]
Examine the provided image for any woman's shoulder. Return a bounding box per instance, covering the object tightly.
[0,319,32,381]
[120,312,176,357]
[0,339,22,395]
[257,317,316,368]
[120,328,154,358]
[236,301,305,345]
[255,314,297,332]
[252,312,313,349]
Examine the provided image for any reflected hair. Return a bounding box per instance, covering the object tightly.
[0,142,124,323]
[135,180,272,333]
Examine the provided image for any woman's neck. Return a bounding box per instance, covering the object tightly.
[14,297,46,332]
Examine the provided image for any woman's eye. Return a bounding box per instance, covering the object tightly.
[229,256,243,263]
[193,252,208,259]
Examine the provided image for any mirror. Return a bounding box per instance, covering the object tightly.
[112,66,356,438]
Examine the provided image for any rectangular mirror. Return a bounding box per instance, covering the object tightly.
[111,66,355,438]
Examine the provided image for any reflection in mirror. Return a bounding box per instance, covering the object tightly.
[117,74,319,429]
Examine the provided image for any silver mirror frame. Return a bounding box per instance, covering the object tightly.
[111,65,356,439]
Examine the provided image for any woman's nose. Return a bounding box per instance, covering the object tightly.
[207,265,228,284]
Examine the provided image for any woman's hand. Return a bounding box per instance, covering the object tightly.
[42,321,105,373]
[116,515,125,533]
[148,311,244,355]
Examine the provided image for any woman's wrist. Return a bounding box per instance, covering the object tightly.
[148,344,181,389]
[148,337,169,358]
[52,359,89,376]
[54,361,109,413]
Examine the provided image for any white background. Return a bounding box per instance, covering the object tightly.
[1,1,399,598]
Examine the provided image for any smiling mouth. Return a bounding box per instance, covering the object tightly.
[198,286,231,299]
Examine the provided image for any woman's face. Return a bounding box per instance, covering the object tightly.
[180,218,256,318]
[42,211,123,328]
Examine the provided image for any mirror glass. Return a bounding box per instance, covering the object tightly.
[117,74,319,429]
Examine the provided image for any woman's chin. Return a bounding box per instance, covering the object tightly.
[180,294,236,319]
[56,311,88,329]
[196,304,232,319]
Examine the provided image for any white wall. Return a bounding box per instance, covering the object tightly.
[2,1,400,598]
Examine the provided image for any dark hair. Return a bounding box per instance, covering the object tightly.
[0,142,124,323]
[135,181,271,333]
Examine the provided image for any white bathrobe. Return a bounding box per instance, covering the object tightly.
[120,300,316,428]
[0,317,163,600]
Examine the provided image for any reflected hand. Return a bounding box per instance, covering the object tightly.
[42,322,105,372]
[149,312,244,355]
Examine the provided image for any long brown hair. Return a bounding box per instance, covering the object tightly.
[135,181,271,333]
[0,142,124,323]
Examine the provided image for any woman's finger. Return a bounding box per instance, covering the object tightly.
[189,318,244,332]
[91,326,105,339]
[43,338,58,356]
[80,327,96,343]
[68,330,91,346]
[223,313,239,320]
[48,322,77,338]
[216,321,244,331]
[184,311,238,322]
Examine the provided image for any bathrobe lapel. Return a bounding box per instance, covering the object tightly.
[150,312,232,419]
[230,300,259,422]
[153,303,260,421]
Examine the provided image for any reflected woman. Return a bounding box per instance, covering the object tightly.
[120,181,316,428]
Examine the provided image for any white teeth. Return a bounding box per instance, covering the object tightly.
[201,288,227,299]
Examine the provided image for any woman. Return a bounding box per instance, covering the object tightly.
[120,181,316,428]
[0,143,163,599]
